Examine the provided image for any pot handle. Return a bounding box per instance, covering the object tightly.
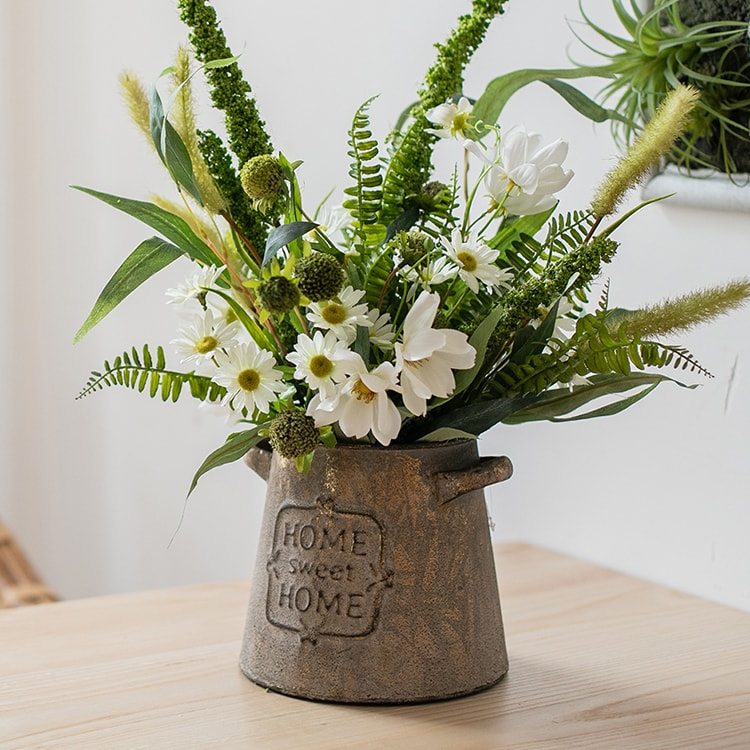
[245,443,272,481]
[435,455,513,505]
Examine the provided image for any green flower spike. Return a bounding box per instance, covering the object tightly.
[269,410,320,459]
[294,253,345,302]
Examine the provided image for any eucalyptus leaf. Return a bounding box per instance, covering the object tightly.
[510,300,559,364]
[489,206,554,250]
[149,85,204,205]
[203,52,243,70]
[502,373,696,425]
[263,222,318,267]
[72,186,217,266]
[384,205,421,243]
[74,237,182,343]
[187,428,265,497]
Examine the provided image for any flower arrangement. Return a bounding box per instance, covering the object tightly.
[76,0,749,490]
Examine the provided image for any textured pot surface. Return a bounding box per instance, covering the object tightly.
[240,440,512,704]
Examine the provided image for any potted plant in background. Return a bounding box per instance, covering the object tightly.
[75,0,748,703]
[573,0,750,206]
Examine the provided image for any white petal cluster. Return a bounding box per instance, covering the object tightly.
[395,292,476,417]
[171,309,241,372]
[308,357,402,446]
[467,128,573,215]
[302,291,477,445]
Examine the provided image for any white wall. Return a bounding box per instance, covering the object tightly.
[1,0,748,611]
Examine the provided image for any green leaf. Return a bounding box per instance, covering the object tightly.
[509,301,560,364]
[418,427,478,442]
[74,237,182,342]
[263,222,318,267]
[405,395,535,441]
[542,79,630,125]
[451,302,506,397]
[72,186,217,266]
[203,52,243,70]
[502,372,697,425]
[187,428,266,497]
[472,67,613,130]
[149,85,204,206]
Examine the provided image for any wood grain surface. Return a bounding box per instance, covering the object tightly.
[2,543,749,749]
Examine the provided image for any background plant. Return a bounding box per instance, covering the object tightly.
[573,0,750,174]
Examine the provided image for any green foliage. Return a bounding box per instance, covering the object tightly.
[74,237,183,343]
[196,128,268,256]
[176,0,274,249]
[188,427,267,496]
[72,186,218,267]
[380,0,509,226]
[176,0,272,168]
[491,308,712,398]
[343,98,386,257]
[76,345,226,404]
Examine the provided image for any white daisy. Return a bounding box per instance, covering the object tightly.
[402,255,454,293]
[171,309,241,371]
[212,342,285,416]
[440,228,512,293]
[306,285,372,344]
[425,96,474,140]
[287,330,358,400]
[366,309,395,350]
[533,297,578,338]
[165,265,225,308]
[394,291,476,417]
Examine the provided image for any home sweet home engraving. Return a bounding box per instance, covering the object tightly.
[266,500,392,641]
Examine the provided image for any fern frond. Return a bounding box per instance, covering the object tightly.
[76,344,227,404]
[490,310,712,398]
[342,97,386,258]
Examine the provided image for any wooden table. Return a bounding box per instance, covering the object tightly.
[2,543,749,749]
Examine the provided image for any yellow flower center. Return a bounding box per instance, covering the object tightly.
[309,354,333,378]
[237,368,261,391]
[352,378,376,404]
[451,111,472,137]
[321,302,346,325]
[195,335,218,354]
[456,251,477,272]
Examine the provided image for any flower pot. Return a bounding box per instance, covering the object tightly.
[240,439,512,704]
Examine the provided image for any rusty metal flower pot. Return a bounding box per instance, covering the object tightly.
[240,439,512,704]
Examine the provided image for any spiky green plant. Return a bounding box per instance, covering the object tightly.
[574,0,750,174]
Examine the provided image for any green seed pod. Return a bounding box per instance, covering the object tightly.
[258,276,300,315]
[396,230,433,266]
[240,154,286,213]
[294,253,344,302]
[269,410,320,459]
